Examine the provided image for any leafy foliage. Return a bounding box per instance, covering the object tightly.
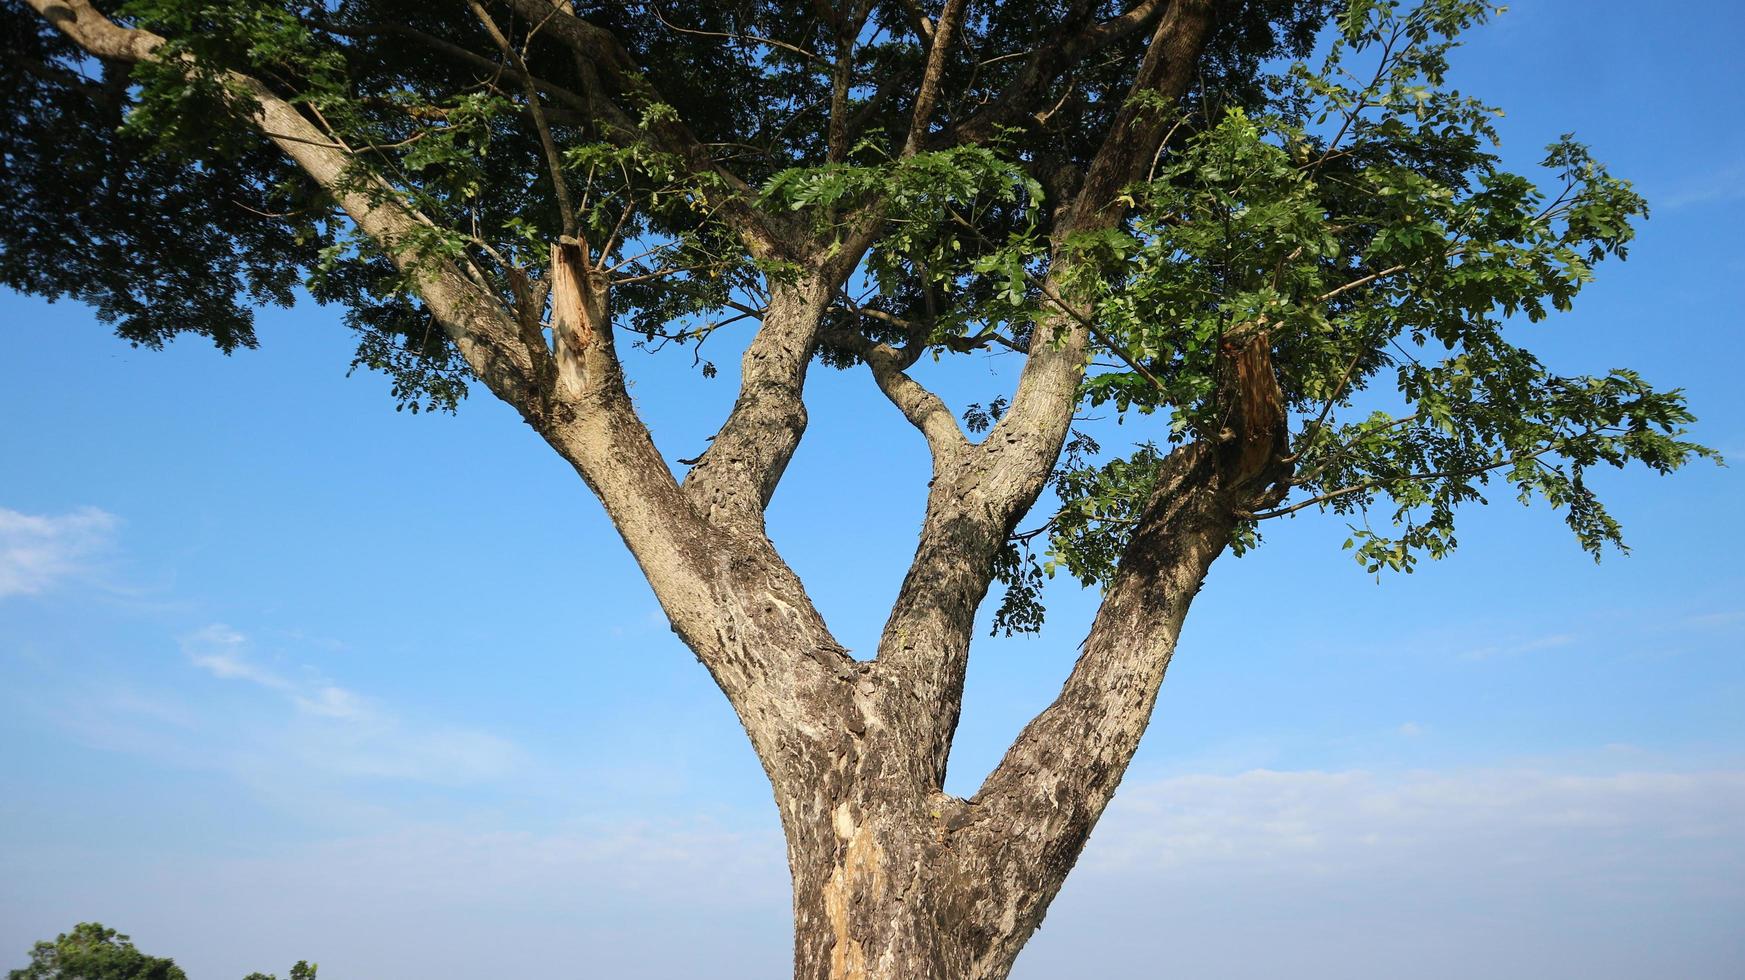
[1,0,1712,637]
[7,924,185,980]
[979,0,1713,626]
[2,0,1329,403]
[6,923,313,980]
[0,9,322,353]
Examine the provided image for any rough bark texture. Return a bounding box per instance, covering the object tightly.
[24,2,1298,978]
[773,332,1289,980]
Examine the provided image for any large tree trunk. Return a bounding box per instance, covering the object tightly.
[785,789,964,980]
[779,765,1066,980]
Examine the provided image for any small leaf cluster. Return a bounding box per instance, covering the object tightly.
[767,142,1045,328]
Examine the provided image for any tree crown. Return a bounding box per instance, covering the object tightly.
[1,0,1713,637]
[7,923,185,980]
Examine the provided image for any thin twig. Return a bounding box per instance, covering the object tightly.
[1249,445,1562,520]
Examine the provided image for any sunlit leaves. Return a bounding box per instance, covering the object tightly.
[998,0,1710,609]
[1,0,1713,639]
[7,922,187,980]
[764,143,1045,309]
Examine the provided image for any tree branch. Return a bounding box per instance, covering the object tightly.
[645,3,827,66]
[328,22,596,118]
[824,1,874,162]
[821,318,970,461]
[864,0,1220,789]
[25,0,853,762]
[677,253,861,533]
[468,1,578,237]
[958,441,1235,965]
[27,0,549,403]
[946,0,1171,147]
[498,0,784,257]
[1252,444,1564,520]
[903,0,969,156]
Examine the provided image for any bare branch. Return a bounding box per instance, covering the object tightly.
[329,22,595,118]
[468,1,578,237]
[958,441,1233,965]
[646,3,826,66]
[824,306,970,460]
[895,0,935,45]
[948,0,1171,147]
[678,268,837,531]
[824,2,875,162]
[903,0,969,156]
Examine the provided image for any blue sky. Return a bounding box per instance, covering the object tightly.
[3,3,1743,977]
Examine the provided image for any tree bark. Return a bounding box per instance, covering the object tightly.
[769,454,1236,980]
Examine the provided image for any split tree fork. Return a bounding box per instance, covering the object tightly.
[13,1,1706,978]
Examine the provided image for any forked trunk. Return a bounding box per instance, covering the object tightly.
[769,423,1287,980]
[780,785,1058,980]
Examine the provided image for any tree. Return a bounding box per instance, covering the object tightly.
[5,924,313,980]
[7,924,186,980]
[2,1,1712,977]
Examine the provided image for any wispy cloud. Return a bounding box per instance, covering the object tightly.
[294,684,369,720]
[1681,610,1745,630]
[1655,160,1745,210]
[8,762,1740,980]
[0,814,791,980]
[1014,764,1745,979]
[1086,766,1745,881]
[0,505,118,598]
[1461,630,1577,660]
[175,624,521,785]
[183,624,298,691]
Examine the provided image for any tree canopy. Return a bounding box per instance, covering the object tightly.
[6,924,187,980]
[5,923,314,980]
[3,0,1706,606]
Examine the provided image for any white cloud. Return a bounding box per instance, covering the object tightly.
[1088,766,1745,878]
[1682,610,1745,630]
[183,623,297,691]
[0,505,118,598]
[174,624,521,786]
[1461,630,1577,660]
[1396,721,1424,737]
[1013,765,1745,979]
[293,684,369,720]
[182,623,377,717]
[1656,160,1745,210]
[22,625,522,796]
